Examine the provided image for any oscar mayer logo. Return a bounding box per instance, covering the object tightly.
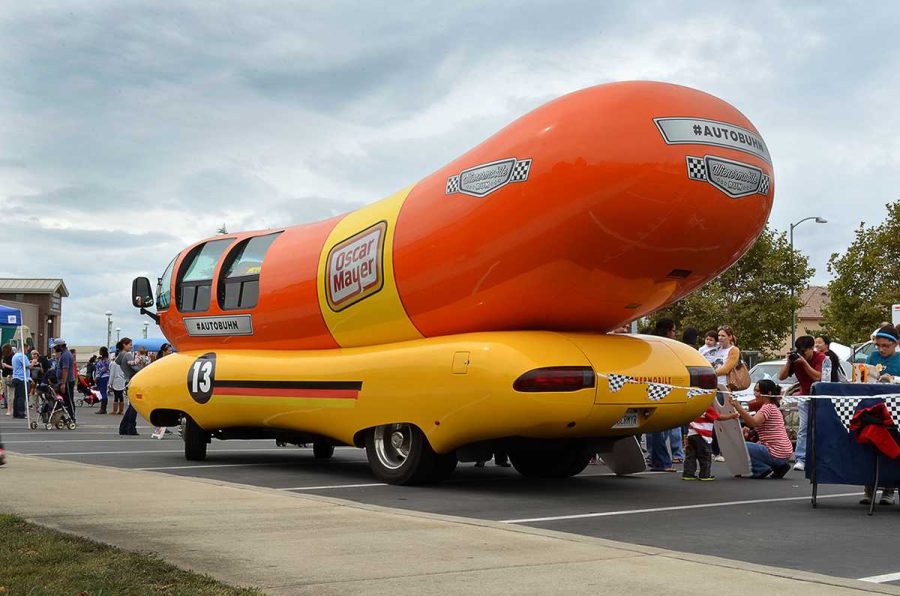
[326,221,386,311]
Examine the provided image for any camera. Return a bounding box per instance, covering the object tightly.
[787,351,801,363]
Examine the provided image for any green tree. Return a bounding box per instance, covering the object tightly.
[820,200,900,344]
[654,226,813,357]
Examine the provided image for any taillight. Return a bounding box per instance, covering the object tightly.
[688,366,717,389]
[513,367,596,392]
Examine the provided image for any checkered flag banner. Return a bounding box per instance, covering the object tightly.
[686,388,714,399]
[686,156,707,181]
[607,373,634,393]
[758,174,770,195]
[445,175,460,194]
[510,158,532,182]
[647,383,672,401]
[828,396,900,431]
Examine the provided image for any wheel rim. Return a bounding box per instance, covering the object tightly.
[374,424,412,470]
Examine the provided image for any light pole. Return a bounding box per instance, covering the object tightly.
[143,322,149,339]
[105,311,113,350]
[116,327,121,343]
[789,216,828,346]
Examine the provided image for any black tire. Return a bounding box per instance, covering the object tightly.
[365,424,456,485]
[312,441,335,459]
[509,441,593,478]
[183,416,210,461]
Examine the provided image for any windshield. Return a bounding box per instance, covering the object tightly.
[156,257,176,310]
[750,363,796,385]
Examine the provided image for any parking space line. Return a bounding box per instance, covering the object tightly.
[500,492,862,523]
[279,483,386,491]
[17,448,296,456]
[858,572,900,584]
[7,439,163,443]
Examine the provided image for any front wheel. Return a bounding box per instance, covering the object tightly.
[183,416,210,461]
[365,423,457,485]
[67,421,77,430]
[30,421,38,430]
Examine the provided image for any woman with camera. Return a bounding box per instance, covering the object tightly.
[779,335,824,472]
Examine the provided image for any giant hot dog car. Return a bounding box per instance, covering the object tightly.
[129,81,774,484]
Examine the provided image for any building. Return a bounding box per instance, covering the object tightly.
[0,278,69,352]
[780,285,829,354]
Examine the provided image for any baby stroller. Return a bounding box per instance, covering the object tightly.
[75,372,97,406]
[30,381,77,430]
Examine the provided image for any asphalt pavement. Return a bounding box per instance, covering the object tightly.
[1,411,899,592]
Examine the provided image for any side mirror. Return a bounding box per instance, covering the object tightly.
[132,277,154,308]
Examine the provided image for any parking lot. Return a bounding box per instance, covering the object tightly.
[3,414,899,588]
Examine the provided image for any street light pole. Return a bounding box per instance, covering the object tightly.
[116,327,121,343]
[143,322,149,339]
[105,311,113,350]
[789,216,828,346]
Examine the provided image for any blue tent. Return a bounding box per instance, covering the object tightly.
[0,304,22,327]
[110,337,175,354]
[0,304,32,426]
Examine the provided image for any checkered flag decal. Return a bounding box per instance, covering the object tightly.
[831,396,900,431]
[758,174,770,195]
[511,158,532,182]
[686,388,713,399]
[686,156,707,181]
[445,175,460,194]
[607,373,634,393]
[647,383,672,401]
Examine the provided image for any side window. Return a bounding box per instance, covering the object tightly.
[156,257,176,310]
[218,232,281,310]
[176,238,234,312]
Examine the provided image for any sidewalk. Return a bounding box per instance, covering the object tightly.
[1,454,895,595]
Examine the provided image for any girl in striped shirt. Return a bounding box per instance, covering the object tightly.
[727,379,793,479]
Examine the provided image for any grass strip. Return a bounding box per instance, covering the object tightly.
[0,514,263,595]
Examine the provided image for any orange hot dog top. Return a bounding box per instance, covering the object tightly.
[157,81,774,351]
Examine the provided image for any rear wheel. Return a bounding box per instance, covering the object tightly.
[509,441,593,478]
[183,416,210,461]
[365,423,457,485]
[312,441,335,459]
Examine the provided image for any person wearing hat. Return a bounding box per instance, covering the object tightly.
[860,324,900,506]
[54,338,77,421]
[867,324,900,383]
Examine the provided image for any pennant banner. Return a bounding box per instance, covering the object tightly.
[686,388,714,399]
[607,373,634,393]
[647,383,672,401]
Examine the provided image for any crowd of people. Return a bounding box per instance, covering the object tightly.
[0,338,174,466]
[640,318,900,506]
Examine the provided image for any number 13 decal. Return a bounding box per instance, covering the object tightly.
[187,353,216,404]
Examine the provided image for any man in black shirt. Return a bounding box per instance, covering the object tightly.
[814,334,843,382]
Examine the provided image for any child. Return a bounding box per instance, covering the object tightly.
[683,404,719,480]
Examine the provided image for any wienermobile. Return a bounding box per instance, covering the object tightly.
[130,81,774,484]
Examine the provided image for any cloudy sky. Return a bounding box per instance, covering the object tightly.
[2,1,898,345]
